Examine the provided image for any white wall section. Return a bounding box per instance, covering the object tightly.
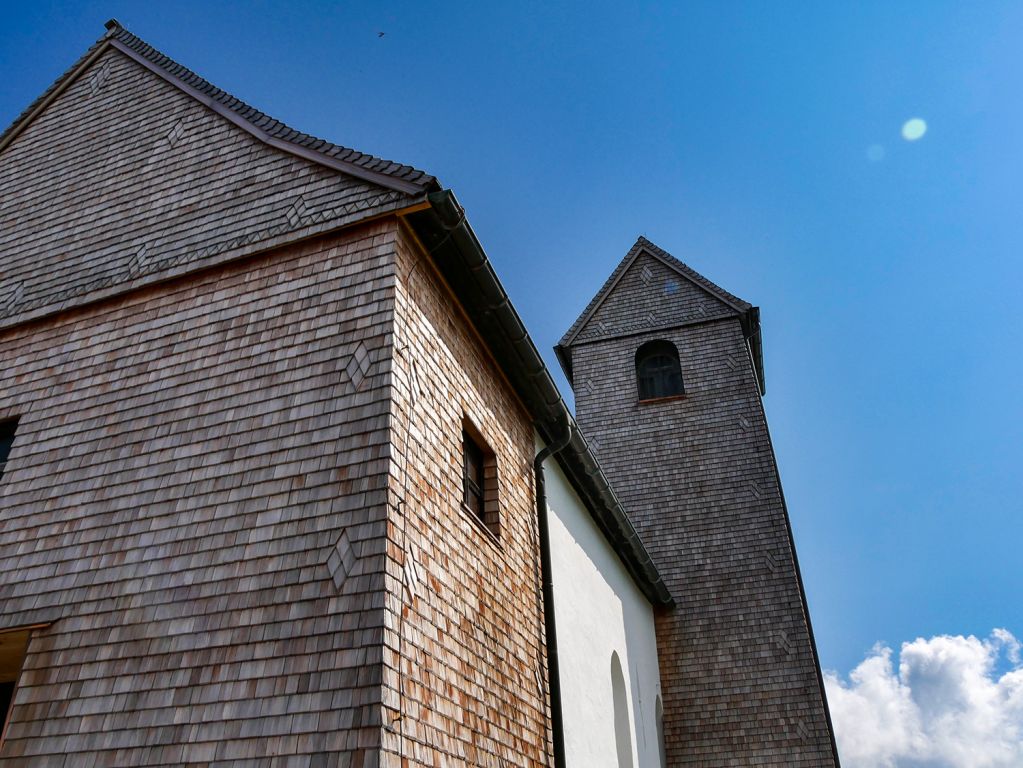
[541,435,664,768]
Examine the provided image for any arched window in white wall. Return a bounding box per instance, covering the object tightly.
[611,651,634,768]
[656,694,667,768]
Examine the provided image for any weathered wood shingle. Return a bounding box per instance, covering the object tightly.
[560,238,840,767]
[0,223,400,766]
[0,27,429,335]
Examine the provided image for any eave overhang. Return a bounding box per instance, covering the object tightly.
[404,191,674,609]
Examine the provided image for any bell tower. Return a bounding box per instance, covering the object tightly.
[556,237,839,767]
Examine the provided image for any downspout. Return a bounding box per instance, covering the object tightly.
[534,413,574,768]
[414,190,573,764]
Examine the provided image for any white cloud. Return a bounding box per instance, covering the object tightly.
[824,629,1023,768]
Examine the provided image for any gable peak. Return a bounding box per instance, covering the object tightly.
[555,235,765,394]
[558,236,753,349]
[0,19,439,196]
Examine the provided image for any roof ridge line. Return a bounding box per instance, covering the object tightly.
[554,236,757,383]
[558,236,753,350]
[633,235,752,311]
[1,20,438,196]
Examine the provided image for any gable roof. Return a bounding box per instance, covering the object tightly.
[555,236,765,393]
[0,19,438,196]
[0,20,672,612]
[0,20,438,334]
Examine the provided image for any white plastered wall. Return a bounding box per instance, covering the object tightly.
[540,435,664,768]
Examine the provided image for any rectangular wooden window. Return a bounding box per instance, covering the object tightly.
[463,429,485,517]
[461,422,501,539]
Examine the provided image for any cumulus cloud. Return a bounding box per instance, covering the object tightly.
[824,629,1023,768]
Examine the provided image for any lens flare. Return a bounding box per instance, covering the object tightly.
[901,118,927,141]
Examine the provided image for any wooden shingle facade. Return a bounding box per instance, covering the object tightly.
[0,20,679,768]
[557,238,841,766]
[0,18,837,768]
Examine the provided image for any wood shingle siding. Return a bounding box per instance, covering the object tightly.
[379,227,548,766]
[0,225,398,766]
[0,41,422,335]
[560,238,840,767]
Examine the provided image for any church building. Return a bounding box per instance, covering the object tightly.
[0,20,839,768]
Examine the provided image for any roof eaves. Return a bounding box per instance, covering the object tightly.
[405,192,674,609]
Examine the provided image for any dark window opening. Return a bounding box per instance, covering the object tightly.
[0,683,13,729]
[0,420,17,480]
[0,628,32,745]
[461,422,501,538]
[636,340,684,400]
[463,429,485,518]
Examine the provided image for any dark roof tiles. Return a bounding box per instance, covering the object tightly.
[106,22,437,192]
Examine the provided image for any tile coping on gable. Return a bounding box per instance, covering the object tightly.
[0,19,439,197]
[555,236,765,393]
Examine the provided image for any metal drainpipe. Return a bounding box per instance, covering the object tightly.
[417,189,585,760]
[534,414,574,768]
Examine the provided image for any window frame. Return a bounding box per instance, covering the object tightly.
[635,340,685,402]
[460,419,501,541]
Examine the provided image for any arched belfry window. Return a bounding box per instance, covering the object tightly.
[636,340,684,400]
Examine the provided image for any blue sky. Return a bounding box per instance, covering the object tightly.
[3,3,1021,762]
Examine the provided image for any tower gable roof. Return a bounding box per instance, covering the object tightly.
[555,237,765,392]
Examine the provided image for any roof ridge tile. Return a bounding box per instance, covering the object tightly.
[557,236,752,350]
[106,24,437,191]
[0,21,438,193]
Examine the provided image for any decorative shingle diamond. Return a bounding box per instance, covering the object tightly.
[326,528,358,593]
[165,118,186,148]
[403,544,422,600]
[285,195,310,228]
[344,341,373,392]
[0,281,25,314]
[89,62,110,95]
[126,243,149,279]
[774,629,794,655]
[796,720,811,741]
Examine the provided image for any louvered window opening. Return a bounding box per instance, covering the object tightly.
[636,341,684,400]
